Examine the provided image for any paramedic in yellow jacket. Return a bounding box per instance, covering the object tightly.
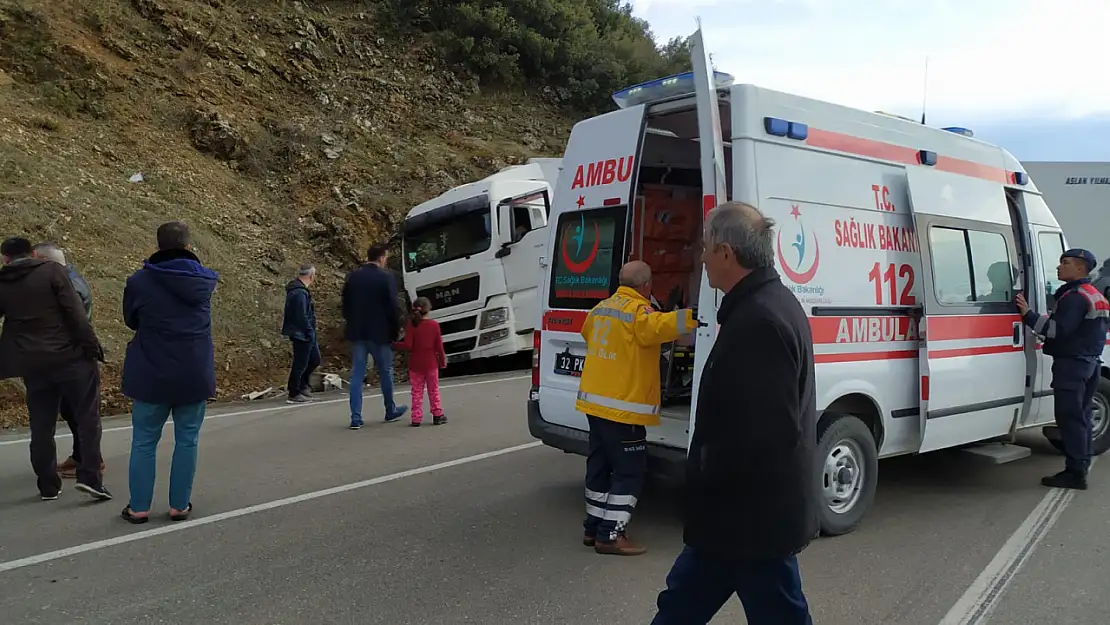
[577,260,695,556]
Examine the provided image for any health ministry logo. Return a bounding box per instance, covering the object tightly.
[776,204,820,284]
[561,213,600,274]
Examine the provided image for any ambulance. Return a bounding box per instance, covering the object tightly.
[527,27,1110,536]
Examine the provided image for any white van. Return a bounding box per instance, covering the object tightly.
[401,158,561,364]
[527,28,1110,536]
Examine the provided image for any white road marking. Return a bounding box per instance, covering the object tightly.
[0,374,529,447]
[0,441,544,574]
[938,457,1097,625]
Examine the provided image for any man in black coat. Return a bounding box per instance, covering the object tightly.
[651,202,817,625]
[282,263,321,403]
[341,242,407,429]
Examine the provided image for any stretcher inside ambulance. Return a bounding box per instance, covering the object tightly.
[528,27,1110,537]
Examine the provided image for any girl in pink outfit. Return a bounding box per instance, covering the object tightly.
[393,297,447,426]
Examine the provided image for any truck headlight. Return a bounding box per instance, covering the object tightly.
[478,328,510,347]
[480,307,508,329]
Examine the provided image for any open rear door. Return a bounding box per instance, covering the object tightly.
[688,23,729,449]
[906,167,1032,452]
[537,104,647,437]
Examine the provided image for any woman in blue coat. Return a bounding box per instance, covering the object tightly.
[119,222,218,523]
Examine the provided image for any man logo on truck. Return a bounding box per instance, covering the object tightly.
[562,213,600,274]
[777,204,821,285]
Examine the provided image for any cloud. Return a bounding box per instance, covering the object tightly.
[628,0,1110,120]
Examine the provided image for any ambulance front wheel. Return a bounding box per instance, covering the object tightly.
[1044,376,1110,457]
[815,413,879,537]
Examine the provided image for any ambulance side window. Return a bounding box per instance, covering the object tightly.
[929,226,1013,305]
[1037,232,1065,310]
[548,205,627,310]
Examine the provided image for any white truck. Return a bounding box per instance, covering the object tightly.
[401,158,562,365]
[527,26,1110,537]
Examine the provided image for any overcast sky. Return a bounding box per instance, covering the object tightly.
[628,0,1109,161]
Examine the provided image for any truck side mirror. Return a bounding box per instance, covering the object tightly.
[495,245,512,259]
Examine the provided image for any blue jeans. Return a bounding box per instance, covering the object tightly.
[349,341,400,424]
[128,400,206,513]
[652,545,813,625]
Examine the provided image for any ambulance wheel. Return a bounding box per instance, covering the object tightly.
[1043,377,1110,457]
[815,414,878,537]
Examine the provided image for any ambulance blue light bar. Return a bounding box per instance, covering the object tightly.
[763,117,808,141]
[1012,171,1029,185]
[942,127,975,138]
[612,71,735,109]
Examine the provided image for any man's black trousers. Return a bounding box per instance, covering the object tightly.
[288,338,321,398]
[1052,357,1100,474]
[583,414,648,543]
[24,359,103,494]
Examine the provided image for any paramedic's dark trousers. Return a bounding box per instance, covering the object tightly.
[583,415,647,542]
[1053,357,1100,474]
[651,545,813,625]
[24,360,103,494]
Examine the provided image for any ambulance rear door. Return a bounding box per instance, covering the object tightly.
[687,24,729,449]
[537,104,647,435]
[906,167,1032,452]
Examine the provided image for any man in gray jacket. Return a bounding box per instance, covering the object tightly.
[32,242,104,478]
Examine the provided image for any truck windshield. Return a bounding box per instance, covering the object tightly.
[403,206,493,272]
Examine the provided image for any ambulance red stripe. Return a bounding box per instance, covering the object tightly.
[805,128,1011,185]
[926,314,1021,341]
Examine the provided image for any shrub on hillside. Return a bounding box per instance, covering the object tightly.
[377,0,692,112]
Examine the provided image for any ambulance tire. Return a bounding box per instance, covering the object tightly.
[814,414,878,537]
[1046,376,1110,457]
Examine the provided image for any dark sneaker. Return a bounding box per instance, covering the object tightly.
[75,482,113,501]
[41,485,63,501]
[594,534,646,556]
[410,421,422,427]
[349,420,364,430]
[300,388,314,398]
[286,394,311,404]
[385,405,409,423]
[433,414,448,426]
[1041,470,1088,490]
[583,534,596,547]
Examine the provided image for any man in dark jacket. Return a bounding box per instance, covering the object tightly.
[282,263,320,403]
[0,237,110,502]
[121,222,218,522]
[1017,248,1110,490]
[32,242,105,479]
[652,203,816,625]
[341,242,407,429]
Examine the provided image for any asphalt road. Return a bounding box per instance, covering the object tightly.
[0,372,1106,624]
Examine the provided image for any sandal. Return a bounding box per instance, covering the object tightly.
[169,503,192,522]
[121,506,149,525]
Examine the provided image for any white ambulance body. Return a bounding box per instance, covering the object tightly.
[401,158,561,365]
[527,28,1110,536]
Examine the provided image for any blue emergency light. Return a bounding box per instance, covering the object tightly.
[942,126,975,138]
[612,71,735,109]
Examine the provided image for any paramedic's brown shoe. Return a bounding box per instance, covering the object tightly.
[1041,470,1088,490]
[583,534,596,547]
[594,535,646,556]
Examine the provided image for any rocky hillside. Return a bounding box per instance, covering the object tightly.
[0,0,683,427]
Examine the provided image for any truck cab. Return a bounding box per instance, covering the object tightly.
[401,158,561,364]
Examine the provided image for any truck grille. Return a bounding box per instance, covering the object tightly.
[444,337,477,354]
[439,316,477,337]
[417,275,481,310]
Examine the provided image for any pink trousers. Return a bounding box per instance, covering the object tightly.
[409,369,443,423]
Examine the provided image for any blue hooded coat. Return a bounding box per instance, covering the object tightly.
[121,248,219,405]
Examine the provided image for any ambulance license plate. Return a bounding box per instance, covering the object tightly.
[554,350,585,377]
